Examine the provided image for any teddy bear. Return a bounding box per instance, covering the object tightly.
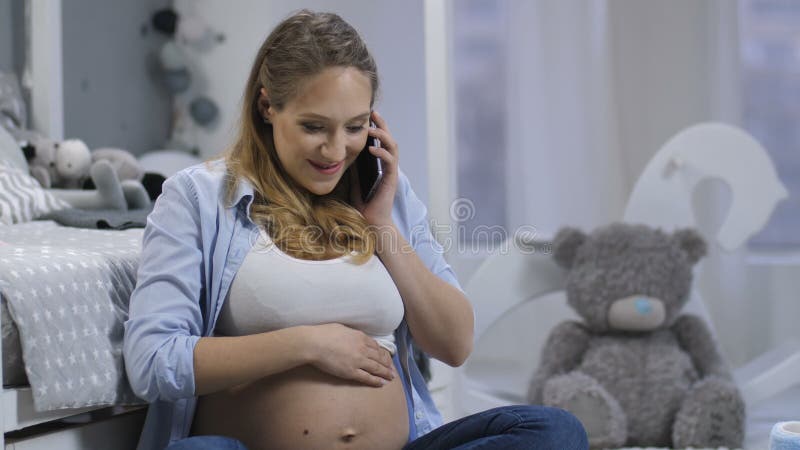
[90,147,145,182]
[23,138,91,189]
[527,223,745,449]
[22,137,150,210]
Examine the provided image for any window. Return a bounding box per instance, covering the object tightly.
[740,0,800,247]
[452,0,509,248]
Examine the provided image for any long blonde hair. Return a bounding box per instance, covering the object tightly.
[221,10,379,263]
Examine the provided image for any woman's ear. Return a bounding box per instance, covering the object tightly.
[258,88,272,123]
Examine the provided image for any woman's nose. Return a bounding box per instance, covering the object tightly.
[321,132,347,161]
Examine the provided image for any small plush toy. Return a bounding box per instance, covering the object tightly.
[87,147,166,201]
[91,147,144,182]
[527,223,745,449]
[22,138,150,210]
[24,138,91,189]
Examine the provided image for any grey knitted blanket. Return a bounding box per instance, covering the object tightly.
[38,206,153,230]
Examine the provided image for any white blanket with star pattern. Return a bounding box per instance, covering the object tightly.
[0,221,146,411]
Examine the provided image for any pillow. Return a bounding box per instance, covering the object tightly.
[0,162,70,224]
[0,122,29,173]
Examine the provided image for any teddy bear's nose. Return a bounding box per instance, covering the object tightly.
[608,295,665,331]
[635,298,653,315]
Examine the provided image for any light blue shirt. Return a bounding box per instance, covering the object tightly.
[123,159,465,449]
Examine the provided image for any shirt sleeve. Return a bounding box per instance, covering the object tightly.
[397,170,465,293]
[123,171,204,402]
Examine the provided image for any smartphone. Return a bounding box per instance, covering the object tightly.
[355,120,384,203]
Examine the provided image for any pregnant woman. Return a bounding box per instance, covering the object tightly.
[123,9,587,450]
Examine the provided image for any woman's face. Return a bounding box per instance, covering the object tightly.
[263,66,372,196]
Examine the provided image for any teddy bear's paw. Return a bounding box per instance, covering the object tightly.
[672,376,745,448]
[90,160,127,210]
[542,371,627,449]
[121,180,152,209]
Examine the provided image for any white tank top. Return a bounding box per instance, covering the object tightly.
[216,227,405,354]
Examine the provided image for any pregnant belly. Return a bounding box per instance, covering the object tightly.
[191,360,409,450]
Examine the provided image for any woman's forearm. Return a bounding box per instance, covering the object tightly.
[374,223,474,367]
[193,326,313,396]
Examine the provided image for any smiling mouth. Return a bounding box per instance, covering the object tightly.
[309,160,343,173]
[309,160,342,169]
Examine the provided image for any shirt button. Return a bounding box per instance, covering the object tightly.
[415,411,424,420]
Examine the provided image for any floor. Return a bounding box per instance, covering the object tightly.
[429,361,800,450]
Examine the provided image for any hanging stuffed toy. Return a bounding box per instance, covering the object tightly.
[150,7,224,154]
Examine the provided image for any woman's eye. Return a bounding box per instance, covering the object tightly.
[302,124,324,133]
[346,125,365,133]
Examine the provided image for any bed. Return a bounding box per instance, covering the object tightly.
[0,126,147,448]
[0,225,148,448]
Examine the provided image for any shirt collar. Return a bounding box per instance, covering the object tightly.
[227,173,256,222]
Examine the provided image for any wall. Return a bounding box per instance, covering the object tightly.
[1,0,28,126]
[61,0,172,154]
[0,0,24,76]
[0,0,14,72]
[174,0,431,202]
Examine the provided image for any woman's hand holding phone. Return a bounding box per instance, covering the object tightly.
[350,111,398,228]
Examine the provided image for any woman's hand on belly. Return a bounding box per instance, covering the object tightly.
[304,323,395,387]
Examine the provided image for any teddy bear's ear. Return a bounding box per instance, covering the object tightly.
[673,228,707,264]
[551,227,587,269]
[22,143,36,161]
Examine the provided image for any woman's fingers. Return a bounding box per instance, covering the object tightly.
[369,146,395,168]
[368,111,398,161]
[364,339,392,366]
[364,355,394,381]
[361,340,394,381]
[308,324,399,387]
[368,127,397,154]
[371,110,391,134]
[378,346,393,371]
[356,369,386,388]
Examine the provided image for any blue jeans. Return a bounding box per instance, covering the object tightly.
[166,405,586,450]
[165,436,248,450]
[403,405,588,450]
